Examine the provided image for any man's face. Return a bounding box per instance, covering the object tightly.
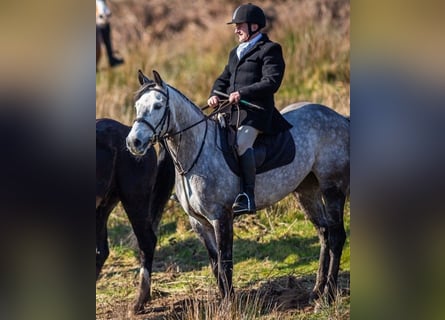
[234,23,258,42]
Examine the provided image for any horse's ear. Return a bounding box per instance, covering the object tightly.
[152,70,164,87]
[138,69,151,85]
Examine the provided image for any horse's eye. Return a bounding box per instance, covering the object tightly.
[153,103,162,110]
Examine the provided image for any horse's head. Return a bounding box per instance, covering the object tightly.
[126,70,171,156]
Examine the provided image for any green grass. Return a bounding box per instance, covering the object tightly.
[96,196,350,319]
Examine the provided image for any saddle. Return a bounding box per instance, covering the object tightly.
[216,115,296,176]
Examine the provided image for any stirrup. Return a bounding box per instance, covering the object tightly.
[232,192,255,214]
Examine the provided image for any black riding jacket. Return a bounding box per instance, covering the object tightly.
[210,33,292,134]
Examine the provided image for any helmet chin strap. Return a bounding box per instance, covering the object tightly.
[246,23,259,40]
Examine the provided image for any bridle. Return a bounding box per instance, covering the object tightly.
[134,87,171,145]
[133,85,213,175]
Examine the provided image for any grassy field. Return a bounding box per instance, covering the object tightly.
[96,199,350,319]
[96,0,350,318]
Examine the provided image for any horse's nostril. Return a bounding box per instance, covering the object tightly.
[134,139,141,148]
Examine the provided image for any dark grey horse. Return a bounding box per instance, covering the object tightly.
[126,70,349,305]
[96,118,175,313]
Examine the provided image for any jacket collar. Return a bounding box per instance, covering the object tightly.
[236,33,269,62]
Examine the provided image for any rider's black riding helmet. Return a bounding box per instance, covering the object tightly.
[227,3,266,35]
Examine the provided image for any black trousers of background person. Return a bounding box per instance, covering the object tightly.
[96,23,124,67]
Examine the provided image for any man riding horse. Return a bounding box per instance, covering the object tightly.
[207,3,292,216]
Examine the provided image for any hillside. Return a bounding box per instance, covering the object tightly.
[97,0,349,122]
[110,0,349,46]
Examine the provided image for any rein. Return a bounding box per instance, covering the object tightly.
[134,86,232,176]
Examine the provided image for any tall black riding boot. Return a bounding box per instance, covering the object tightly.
[232,148,256,216]
[99,23,124,67]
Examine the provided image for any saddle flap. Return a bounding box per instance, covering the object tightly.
[253,131,295,173]
[217,119,295,176]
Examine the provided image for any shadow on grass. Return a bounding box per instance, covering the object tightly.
[106,210,350,278]
[242,270,350,312]
[152,229,320,273]
[137,271,350,320]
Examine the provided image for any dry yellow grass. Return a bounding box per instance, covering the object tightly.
[97,0,349,122]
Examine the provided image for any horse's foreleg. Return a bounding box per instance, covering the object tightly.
[213,213,234,300]
[189,217,219,283]
[133,229,157,314]
[124,203,157,314]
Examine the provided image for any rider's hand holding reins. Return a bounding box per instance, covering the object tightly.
[207,95,220,108]
[208,91,241,109]
[229,91,241,104]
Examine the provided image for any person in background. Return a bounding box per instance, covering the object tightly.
[207,3,292,216]
[96,0,124,67]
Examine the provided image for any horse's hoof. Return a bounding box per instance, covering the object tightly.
[131,303,144,316]
[308,291,321,304]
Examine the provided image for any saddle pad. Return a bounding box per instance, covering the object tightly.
[218,124,296,176]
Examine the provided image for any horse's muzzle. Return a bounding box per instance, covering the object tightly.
[126,136,151,156]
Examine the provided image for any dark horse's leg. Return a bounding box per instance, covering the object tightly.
[121,196,157,314]
[127,144,174,313]
[149,143,175,231]
[96,143,117,279]
[117,146,165,314]
[294,172,346,303]
[96,197,119,279]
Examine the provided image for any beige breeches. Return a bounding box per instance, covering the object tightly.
[236,125,260,156]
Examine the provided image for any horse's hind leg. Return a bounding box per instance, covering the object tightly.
[122,199,157,314]
[320,183,346,302]
[295,173,347,303]
[294,173,330,301]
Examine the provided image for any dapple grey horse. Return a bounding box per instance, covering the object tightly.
[126,70,349,305]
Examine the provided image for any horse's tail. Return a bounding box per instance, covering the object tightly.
[150,141,175,231]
